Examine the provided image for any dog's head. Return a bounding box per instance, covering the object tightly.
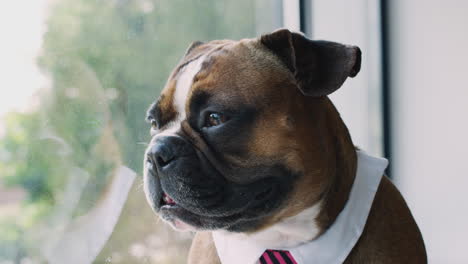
[143,29,361,232]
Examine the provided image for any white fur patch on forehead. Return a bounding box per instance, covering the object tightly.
[173,55,206,121]
[154,55,206,139]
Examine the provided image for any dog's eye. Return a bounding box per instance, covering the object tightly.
[205,112,227,127]
[151,119,158,130]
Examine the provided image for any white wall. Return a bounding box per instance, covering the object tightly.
[389,1,468,263]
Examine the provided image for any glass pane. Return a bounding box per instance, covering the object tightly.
[306,0,384,157]
[0,1,282,263]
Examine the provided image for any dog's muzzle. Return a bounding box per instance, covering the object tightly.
[146,135,224,211]
[144,134,293,231]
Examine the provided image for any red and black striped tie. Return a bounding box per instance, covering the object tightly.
[259,249,298,264]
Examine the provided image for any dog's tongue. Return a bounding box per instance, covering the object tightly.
[163,193,176,205]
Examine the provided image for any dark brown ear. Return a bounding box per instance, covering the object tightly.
[184,41,204,57]
[260,29,361,97]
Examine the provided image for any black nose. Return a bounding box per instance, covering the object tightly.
[147,136,190,169]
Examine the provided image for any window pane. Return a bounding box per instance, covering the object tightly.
[0,1,282,263]
[306,0,384,157]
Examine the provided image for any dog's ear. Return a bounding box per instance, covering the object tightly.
[260,29,361,97]
[184,41,204,57]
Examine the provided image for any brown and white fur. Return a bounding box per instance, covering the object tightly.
[143,29,427,263]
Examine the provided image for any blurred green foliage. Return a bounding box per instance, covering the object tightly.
[0,0,280,262]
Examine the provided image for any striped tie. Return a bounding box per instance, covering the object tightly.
[259,249,298,264]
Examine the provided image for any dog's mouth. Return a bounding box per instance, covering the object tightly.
[160,185,274,210]
[162,192,177,206]
[157,191,200,231]
[152,177,280,231]
[143,146,298,231]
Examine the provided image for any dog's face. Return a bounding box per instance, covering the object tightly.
[143,29,361,232]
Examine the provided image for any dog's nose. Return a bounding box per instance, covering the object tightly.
[147,136,188,169]
[154,144,175,168]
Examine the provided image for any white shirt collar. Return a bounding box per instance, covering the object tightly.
[212,150,388,264]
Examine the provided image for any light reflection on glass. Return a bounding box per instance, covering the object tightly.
[0,0,281,263]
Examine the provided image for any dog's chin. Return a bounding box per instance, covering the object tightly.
[157,203,205,231]
[155,196,238,232]
[164,217,198,232]
[158,204,252,232]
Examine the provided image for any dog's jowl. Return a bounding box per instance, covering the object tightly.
[143,29,427,264]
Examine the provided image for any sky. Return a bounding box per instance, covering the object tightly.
[0,0,50,117]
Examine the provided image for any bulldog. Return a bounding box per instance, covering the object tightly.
[143,29,427,263]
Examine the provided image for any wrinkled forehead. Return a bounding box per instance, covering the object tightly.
[147,38,290,129]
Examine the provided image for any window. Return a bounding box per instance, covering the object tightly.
[0,1,283,263]
[303,0,385,157]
